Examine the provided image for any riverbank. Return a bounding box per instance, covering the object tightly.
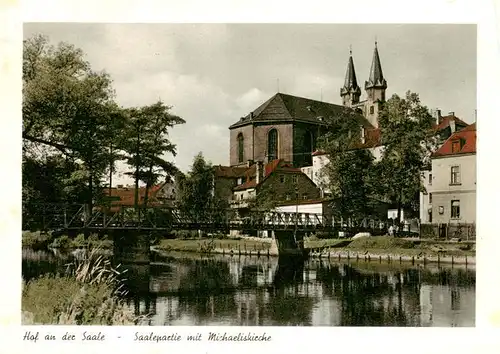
[155,236,475,265]
[22,248,134,325]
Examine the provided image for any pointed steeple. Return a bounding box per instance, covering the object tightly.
[340,47,361,107]
[365,41,387,90]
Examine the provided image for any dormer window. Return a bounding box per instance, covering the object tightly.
[451,139,461,154]
[360,127,366,144]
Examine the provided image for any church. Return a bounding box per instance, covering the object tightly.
[228,42,387,168]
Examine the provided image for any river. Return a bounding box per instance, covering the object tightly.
[22,248,475,326]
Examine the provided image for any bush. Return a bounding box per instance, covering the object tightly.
[22,231,53,250]
[49,235,71,249]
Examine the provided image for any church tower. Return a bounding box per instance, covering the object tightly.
[364,41,387,128]
[340,49,361,107]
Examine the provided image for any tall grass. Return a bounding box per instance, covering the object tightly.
[22,247,135,325]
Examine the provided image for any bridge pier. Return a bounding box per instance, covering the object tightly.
[113,230,150,265]
[270,230,306,257]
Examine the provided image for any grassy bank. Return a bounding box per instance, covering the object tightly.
[157,235,475,259]
[22,248,134,325]
[307,236,475,258]
[22,231,113,251]
[157,238,271,253]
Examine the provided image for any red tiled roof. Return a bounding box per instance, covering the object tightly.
[107,186,162,206]
[433,122,476,158]
[233,180,257,191]
[214,165,248,178]
[231,159,301,191]
[264,159,282,176]
[433,115,469,132]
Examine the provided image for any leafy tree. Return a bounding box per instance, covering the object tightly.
[317,108,377,222]
[120,101,185,207]
[176,153,229,225]
[376,91,435,222]
[22,34,120,213]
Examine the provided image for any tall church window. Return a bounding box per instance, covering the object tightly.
[237,133,244,163]
[268,129,278,161]
[303,130,314,166]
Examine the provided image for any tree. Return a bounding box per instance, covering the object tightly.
[120,101,185,207]
[176,153,229,226]
[376,91,435,222]
[317,108,377,222]
[22,35,121,214]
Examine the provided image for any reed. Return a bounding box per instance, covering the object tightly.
[22,247,135,325]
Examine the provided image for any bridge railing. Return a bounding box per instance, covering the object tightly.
[24,203,384,232]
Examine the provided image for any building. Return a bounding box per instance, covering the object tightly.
[226,159,322,210]
[228,43,386,169]
[422,123,476,224]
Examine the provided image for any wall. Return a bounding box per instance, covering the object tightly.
[229,124,254,166]
[312,154,330,194]
[429,154,476,224]
[275,203,323,214]
[257,171,321,203]
[253,123,294,164]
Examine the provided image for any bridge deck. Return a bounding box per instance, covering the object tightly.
[23,203,384,233]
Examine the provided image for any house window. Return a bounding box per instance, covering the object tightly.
[302,193,308,200]
[237,133,244,163]
[429,193,432,204]
[370,105,374,114]
[427,209,432,223]
[280,175,286,183]
[268,128,278,161]
[451,200,460,218]
[286,194,291,201]
[428,173,432,185]
[451,140,461,154]
[450,166,461,185]
[292,175,298,184]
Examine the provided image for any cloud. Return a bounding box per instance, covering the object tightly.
[23,23,477,186]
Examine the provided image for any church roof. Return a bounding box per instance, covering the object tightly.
[341,53,361,96]
[365,42,387,90]
[229,92,371,129]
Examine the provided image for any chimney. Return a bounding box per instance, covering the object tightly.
[449,119,456,133]
[433,108,442,124]
[448,111,455,117]
[360,126,366,144]
[256,161,263,184]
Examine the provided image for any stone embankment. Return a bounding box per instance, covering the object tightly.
[306,248,475,266]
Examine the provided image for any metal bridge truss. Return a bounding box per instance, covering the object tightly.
[22,203,358,233]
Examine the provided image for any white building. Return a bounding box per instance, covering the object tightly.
[424,123,476,224]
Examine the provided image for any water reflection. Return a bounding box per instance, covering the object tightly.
[22,250,475,327]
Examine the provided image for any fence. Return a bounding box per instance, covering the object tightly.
[420,222,476,241]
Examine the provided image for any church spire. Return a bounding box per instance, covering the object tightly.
[340,47,361,107]
[365,41,387,90]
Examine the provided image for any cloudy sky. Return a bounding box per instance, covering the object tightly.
[24,23,476,185]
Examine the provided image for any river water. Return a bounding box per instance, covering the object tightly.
[22,249,475,326]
